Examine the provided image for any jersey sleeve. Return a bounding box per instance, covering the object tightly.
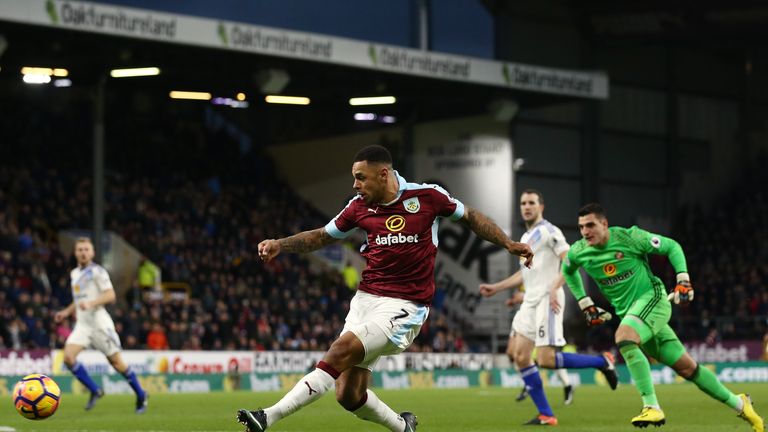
[324,197,359,239]
[628,226,688,274]
[94,266,114,292]
[430,185,465,221]
[562,248,587,300]
[549,227,570,256]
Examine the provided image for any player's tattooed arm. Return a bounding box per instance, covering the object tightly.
[258,228,337,262]
[462,206,533,267]
[279,228,336,253]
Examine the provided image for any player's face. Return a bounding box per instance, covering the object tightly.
[74,241,95,266]
[520,192,543,223]
[578,213,609,246]
[352,161,388,205]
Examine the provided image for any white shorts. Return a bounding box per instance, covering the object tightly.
[511,288,566,347]
[342,291,429,371]
[66,324,122,356]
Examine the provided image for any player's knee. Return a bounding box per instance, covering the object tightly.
[672,354,698,379]
[505,344,515,361]
[63,353,77,368]
[513,350,533,369]
[335,386,364,411]
[536,348,556,369]
[614,326,640,345]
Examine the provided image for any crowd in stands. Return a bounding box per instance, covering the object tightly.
[0,79,470,354]
[1,83,765,355]
[669,152,768,342]
[0,161,468,353]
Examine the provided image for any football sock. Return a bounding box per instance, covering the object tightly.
[556,352,607,369]
[121,367,146,399]
[520,365,554,417]
[264,361,337,426]
[68,362,100,394]
[686,365,742,411]
[351,389,406,432]
[556,368,571,387]
[618,342,659,408]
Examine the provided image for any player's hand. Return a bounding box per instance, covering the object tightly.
[257,239,281,262]
[578,297,612,327]
[54,311,67,323]
[506,291,524,307]
[549,289,561,314]
[479,283,499,297]
[668,280,694,305]
[508,242,533,268]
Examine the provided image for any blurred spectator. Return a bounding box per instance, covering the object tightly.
[147,323,169,350]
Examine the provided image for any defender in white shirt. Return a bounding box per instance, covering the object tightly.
[479,190,617,426]
[54,237,148,413]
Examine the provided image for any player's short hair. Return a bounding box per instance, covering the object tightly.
[578,203,607,219]
[75,237,93,245]
[520,189,544,205]
[354,145,392,165]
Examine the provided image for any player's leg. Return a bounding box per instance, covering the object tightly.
[63,326,104,409]
[330,293,425,431]
[650,326,765,431]
[513,335,556,425]
[106,351,148,413]
[337,366,412,432]
[95,327,148,413]
[511,305,558,428]
[554,366,574,405]
[534,290,617,390]
[253,331,362,429]
[618,291,670,428]
[506,330,528,401]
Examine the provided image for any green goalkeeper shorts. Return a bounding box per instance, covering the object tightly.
[621,289,686,366]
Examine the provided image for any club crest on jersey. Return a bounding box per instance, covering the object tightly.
[603,263,617,276]
[403,197,420,213]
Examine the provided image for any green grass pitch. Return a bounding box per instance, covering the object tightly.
[2,384,766,431]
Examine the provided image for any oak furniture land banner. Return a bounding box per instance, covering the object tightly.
[0,0,609,99]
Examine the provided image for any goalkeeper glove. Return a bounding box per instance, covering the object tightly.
[578,297,612,327]
[668,272,694,304]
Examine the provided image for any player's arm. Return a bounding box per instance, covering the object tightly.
[561,250,611,326]
[479,270,523,297]
[258,228,337,262]
[80,289,117,311]
[631,227,693,304]
[547,251,568,313]
[460,206,533,267]
[54,302,76,323]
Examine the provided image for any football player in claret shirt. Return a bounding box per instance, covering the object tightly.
[238,145,533,432]
[563,203,764,431]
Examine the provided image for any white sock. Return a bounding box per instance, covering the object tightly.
[353,390,406,432]
[264,368,336,426]
[556,368,571,387]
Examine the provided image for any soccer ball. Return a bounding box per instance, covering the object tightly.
[13,374,62,420]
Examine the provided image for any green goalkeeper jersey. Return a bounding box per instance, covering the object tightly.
[562,226,688,318]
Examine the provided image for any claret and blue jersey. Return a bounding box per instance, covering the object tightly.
[325,171,464,305]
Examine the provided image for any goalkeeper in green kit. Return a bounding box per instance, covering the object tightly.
[562,203,765,431]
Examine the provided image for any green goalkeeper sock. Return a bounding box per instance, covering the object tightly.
[687,365,741,411]
[619,341,659,408]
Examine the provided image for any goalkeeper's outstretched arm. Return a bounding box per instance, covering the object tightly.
[562,250,611,326]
